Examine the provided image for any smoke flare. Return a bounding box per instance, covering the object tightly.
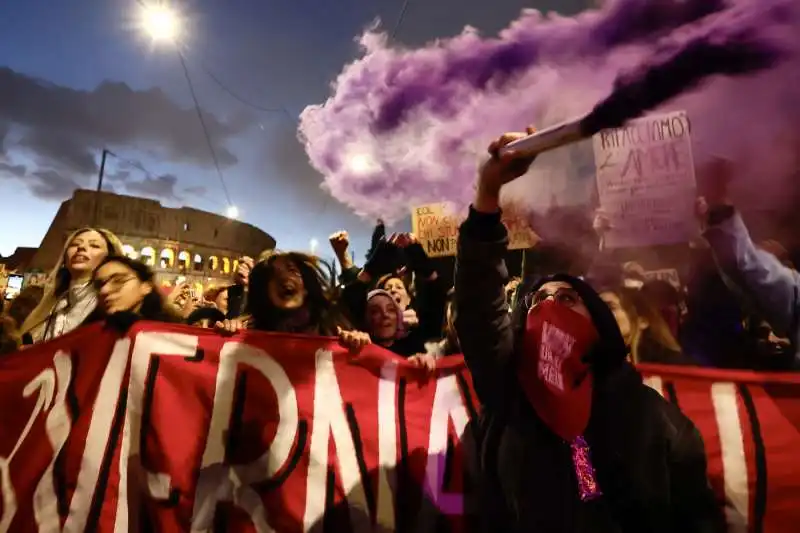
[299,0,800,222]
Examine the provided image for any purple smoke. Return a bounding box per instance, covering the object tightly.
[582,21,783,134]
[300,0,800,223]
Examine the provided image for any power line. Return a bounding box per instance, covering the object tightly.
[198,61,294,120]
[107,148,229,209]
[391,0,412,39]
[176,50,233,207]
[134,0,234,208]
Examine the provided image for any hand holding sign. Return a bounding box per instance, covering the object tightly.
[696,157,735,230]
[698,157,734,206]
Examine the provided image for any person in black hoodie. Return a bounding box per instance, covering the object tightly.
[455,128,723,533]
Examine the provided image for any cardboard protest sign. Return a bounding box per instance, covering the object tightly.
[643,268,681,288]
[592,111,697,248]
[412,203,539,257]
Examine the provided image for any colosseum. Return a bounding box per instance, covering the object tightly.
[26,190,276,293]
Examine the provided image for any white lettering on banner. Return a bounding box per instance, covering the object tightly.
[61,339,130,532]
[375,363,399,531]
[115,332,200,533]
[711,383,749,533]
[191,342,300,533]
[422,375,469,517]
[0,340,132,533]
[303,350,371,532]
[32,352,72,532]
[0,351,65,532]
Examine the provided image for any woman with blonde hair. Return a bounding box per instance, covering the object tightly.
[20,227,123,344]
[598,286,693,365]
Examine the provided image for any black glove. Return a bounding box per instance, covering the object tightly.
[363,238,402,278]
[404,242,435,279]
[365,220,386,260]
[105,311,141,335]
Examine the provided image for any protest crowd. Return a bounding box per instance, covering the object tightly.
[0,121,797,532]
[1,135,793,373]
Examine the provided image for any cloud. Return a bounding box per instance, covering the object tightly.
[183,185,208,196]
[0,66,253,201]
[0,67,248,165]
[20,129,98,174]
[0,161,26,178]
[29,169,81,200]
[105,169,131,182]
[124,174,180,200]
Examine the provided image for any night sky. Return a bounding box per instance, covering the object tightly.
[0,0,587,261]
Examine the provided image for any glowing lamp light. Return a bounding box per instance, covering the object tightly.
[140,3,181,43]
[226,205,240,219]
[347,153,376,174]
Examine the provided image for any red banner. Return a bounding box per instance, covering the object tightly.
[0,322,798,532]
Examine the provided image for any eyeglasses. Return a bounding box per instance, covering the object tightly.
[93,274,136,292]
[524,287,581,310]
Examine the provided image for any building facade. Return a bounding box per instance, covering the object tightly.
[27,190,276,293]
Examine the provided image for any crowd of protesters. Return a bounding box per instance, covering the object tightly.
[0,155,794,374]
[0,126,796,531]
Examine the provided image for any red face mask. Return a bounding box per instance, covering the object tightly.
[517,299,599,441]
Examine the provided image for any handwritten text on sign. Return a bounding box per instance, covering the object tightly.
[412,203,539,257]
[643,268,681,289]
[592,111,697,248]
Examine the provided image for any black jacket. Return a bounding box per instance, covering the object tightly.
[455,207,724,533]
[226,284,247,319]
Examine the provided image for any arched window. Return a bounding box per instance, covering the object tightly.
[140,247,155,266]
[178,251,191,270]
[222,257,231,274]
[160,248,175,269]
[207,256,219,272]
[122,245,138,259]
[232,259,239,274]
[193,254,203,271]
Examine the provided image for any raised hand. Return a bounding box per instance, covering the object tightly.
[475,126,537,212]
[329,231,350,257]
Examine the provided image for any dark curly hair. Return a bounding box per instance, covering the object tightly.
[246,252,350,335]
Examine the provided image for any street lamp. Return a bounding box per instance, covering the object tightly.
[139,2,181,43]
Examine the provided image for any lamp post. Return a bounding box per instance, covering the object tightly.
[93,148,111,226]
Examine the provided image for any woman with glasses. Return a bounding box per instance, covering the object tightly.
[83,256,183,324]
[454,128,723,533]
